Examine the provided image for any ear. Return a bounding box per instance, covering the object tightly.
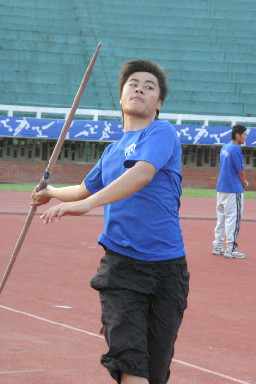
[156,99,162,112]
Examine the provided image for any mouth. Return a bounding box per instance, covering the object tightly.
[131,96,144,103]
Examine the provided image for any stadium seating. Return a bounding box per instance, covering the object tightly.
[0,0,256,116]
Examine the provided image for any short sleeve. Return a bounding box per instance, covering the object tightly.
[231,147,244,173]
[123,121,176,172]
[84,157,104,194]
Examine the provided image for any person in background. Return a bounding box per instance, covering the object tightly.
[212,124,249,259]
[32,59,189,384]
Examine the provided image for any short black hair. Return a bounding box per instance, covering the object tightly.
[119,59,168,102]
[231,124,246,140]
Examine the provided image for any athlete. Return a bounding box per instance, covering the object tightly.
[32,59,189,384]
[212,124,249,259]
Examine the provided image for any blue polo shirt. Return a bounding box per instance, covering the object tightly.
[84,120,186,261]
[217,141,244,193]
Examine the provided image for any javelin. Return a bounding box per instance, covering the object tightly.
[0,42,101,294]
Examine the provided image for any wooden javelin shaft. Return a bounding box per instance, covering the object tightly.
[0,43,101,294]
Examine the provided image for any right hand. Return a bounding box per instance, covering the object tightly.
[31,185,54,206]
[243,180,249,189]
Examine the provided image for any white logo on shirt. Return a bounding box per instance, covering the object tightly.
[125,143,136,158]
[222,149,229,158]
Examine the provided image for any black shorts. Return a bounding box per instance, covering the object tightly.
[90,250,190,384]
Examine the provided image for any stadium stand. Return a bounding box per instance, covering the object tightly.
[0,0,255,188]
[1,0,256,115]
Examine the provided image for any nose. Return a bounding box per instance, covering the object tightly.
[135,85,144,93]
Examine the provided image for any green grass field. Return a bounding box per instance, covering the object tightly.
[1,183,255,198]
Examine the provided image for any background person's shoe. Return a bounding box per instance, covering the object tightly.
[212,247,225,255]
[224,250,246,259]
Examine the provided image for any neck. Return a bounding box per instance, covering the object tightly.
[231,139,240,146]
[123,114,155,132]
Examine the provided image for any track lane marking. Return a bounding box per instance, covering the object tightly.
[0,305,104,339]
[0,369,43,375]
[0,305,251,384]
[173,359,251,384]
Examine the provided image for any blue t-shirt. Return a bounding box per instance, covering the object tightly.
[216,141,244,193]
[84,120,186,261]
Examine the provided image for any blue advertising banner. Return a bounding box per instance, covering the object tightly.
[0,117,256,146]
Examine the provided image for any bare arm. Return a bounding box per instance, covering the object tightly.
[31,181,91,206]
[40,161,156,223]
[238,169,249,190]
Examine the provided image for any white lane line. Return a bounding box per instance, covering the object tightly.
[0,305,250,384]
[0,305,103,339]
[173,359,251,384]
[0,369,43,375]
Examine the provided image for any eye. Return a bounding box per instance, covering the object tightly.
[146,85,153,90]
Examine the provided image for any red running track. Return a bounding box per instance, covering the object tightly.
[0,192,255,384]
[0,191,255,221]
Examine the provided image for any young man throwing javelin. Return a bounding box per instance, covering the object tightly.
[32,59,190,384]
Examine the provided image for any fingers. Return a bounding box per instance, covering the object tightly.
[31,186,51,206]
[40,201,89,224]
[32,185,39,195]
[30,199,43,207]
[31,185,39,205]
[40,205,65,224]
[31,196,50,207]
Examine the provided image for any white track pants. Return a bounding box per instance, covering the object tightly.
[213,192,244,252]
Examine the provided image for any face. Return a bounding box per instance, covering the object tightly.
[120,72,162,120]
[236,131,247,144]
